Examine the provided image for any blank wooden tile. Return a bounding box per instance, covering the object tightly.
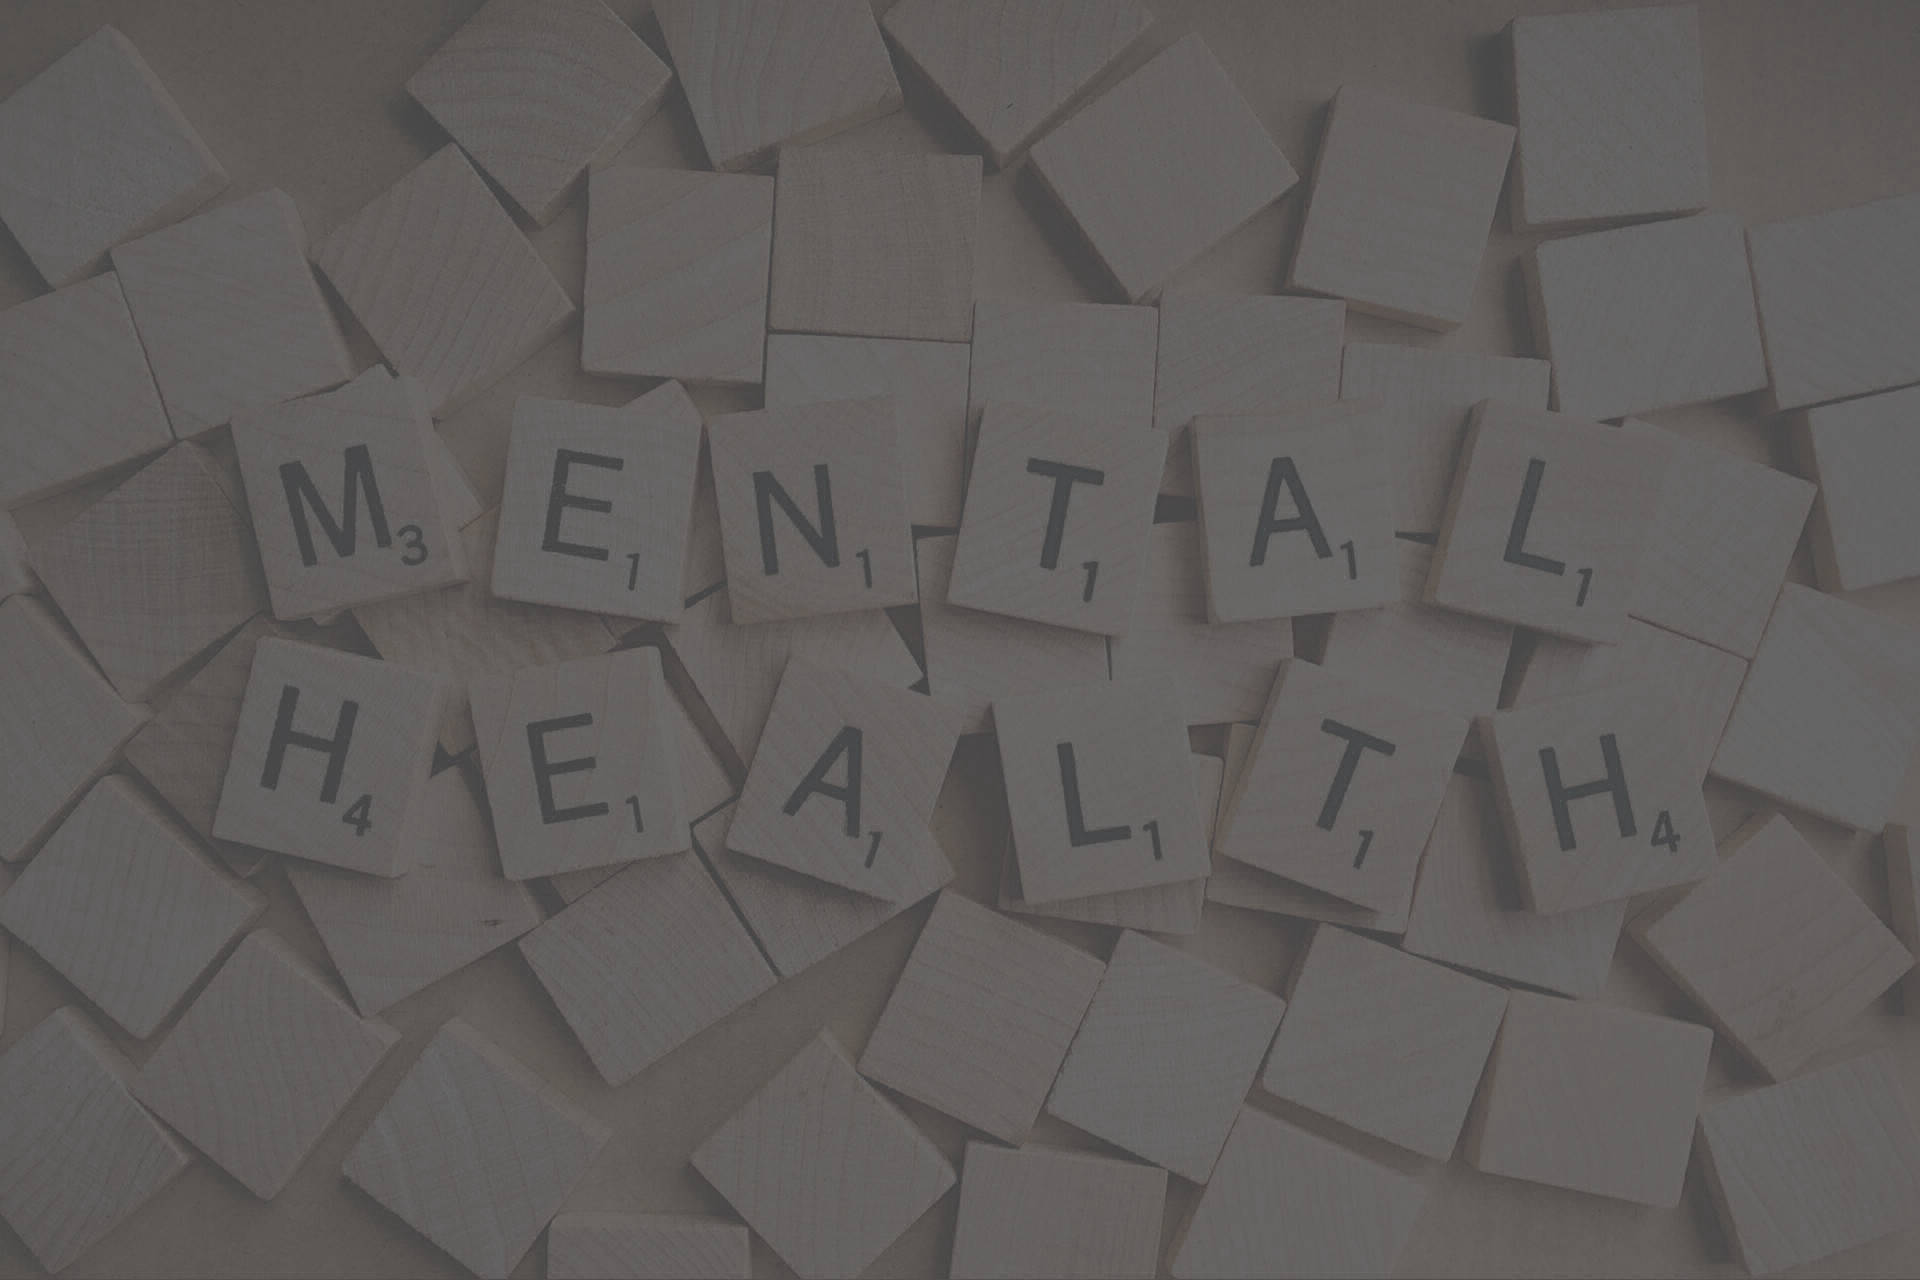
[1710,583,1920,831]
[967,297,1157,435]
[111,188,351,436]
[1528,213,1768,421]
[0,595,147,861]
[521,853,774,1086]
[655,0,902,173]
[692,1032,955,1280]
[0,27,226,287]
[1193,402,1399,622]
[583,164,772,383]
[1031,33,1296,302]
[1508,5,1709,230]
[1427,400,1664,643]
[213,638,444,876]
[1262,925,1505,1159]
[1891,824,1920,1013]
[1793,383,1920,592]
[548,1213,750,1280]
[0,1009,190,1273]
[1338,343,1553,535]
[1697,1052,1920,1276]
[949,1143,1165,1280]
[313,145,574,417]
[769,145,980,343]
[858,891,1104,1142]
[408,0,672,225]
[1287,86,1513,330]
[1171,1106,1426,1280]
[491,384,704,623]
[1747,189,1920,411]
[0,271,173,508]
[728,660,961,902]
[344,1019,611,1280]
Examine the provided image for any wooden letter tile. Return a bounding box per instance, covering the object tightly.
[548,1213,750,1280]
[1793,383,1920,592]
[949,1142,1165,1280]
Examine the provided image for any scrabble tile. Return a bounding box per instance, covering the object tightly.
[967,298,1158,435]
[0,1009,190,1273]
[858,891,1105,1143]
[655,0,902,173]
[285,760,540,1016]
[997,677,1211,904]
[1030,33,1296,302]
[1261,925,1506,1159]
[1427,400,1664,643]
[1527,213,1768,421]
[1466,991,1712,1207]
[313,145,575,417]
[0,596,147,861]
[1219,659,1467,913]
[0,271,173,508]
[548,1213,750,1280]
[0,513,31,599]
[232,369,469,620]
[1746,189,1920,411]
[1171,1107,1426,1280]
[882,0,1152,168]
[491,384,704,624]
[1046,931,1284,1182]
[1890,824,1920,1013]
[1636,813,1911,1080]
[111,188,351,437]
[0,27,226,287]
[769,145,981,343]
[765,334,972,529]
[692,1032,955,1280]
[520,852,774,1086]
[344,1019,611,1280]
[1697,1052,1920,1276]
[1710,583,1920,830]
[583,164,772,383]
[728,660,961,902]
[707,397,916,623]
[1338,343,1554,536]
[1793,383,1920,592]
[408,0,672,225]
[948,402,1163,636]
[470,647,686,881]
[949,1143,1165,1280]
[1287,86,1514,330]
[1508,5,1709,230]
[132,931,398,1198]
[213,638,444,876]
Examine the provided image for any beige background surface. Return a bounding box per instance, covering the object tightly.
[4,2,1920,1277]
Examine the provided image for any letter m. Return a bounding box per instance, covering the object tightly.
[280,444,392,568]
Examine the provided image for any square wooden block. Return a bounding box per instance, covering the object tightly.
[584,164,772,384]
[313,145,574,416]
[0,271,173,508]
[1710,583,1920,831]
[1427,400,1664,643]
[656,0,901,173]
[1193,402,1399,622]
[1794,383,1920,592]
[707,397,916,623]
[344,1019,611,1280]
[213,638,444,876]
[693,1032,955,1280]
[769,145,980,343]
[0,1009,189,1273]
[997,677,1210,904]
[858,891,1105,1143]
[950,1143,1165,1280]
[1046,931,1285,1182]
[1891,825,1920,1013]
[1508,5,1709,230]
[492,384,703,623]
[548,1213,750,1280]
[0,27,226,287]
[1528,213,1768,421]
[1031,33,1296,302]
[1288,86,1513,330]
[408,0,672,225]
[967,298,1157,433]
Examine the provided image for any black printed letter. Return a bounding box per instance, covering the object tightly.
[784,726,863,837]
[280,444,390,567]
[1250,457,1332,567]
[1540,734,1635,852]
[261,684,357,804]
[1316,719,1397,830]
[1503,458,1567,576]
[543,449,623,561]
[526,714,609,825]
[754,465,839,575]
[1057,742,1131,846]
[1025,459,1106,570]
